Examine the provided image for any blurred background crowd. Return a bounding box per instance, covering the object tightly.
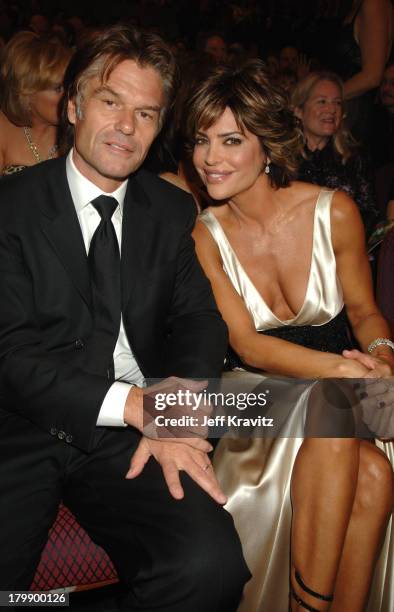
[1,0,394,275]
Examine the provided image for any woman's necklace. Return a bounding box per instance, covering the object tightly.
[23,127,58,163]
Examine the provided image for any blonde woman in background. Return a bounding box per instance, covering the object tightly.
[0,31,71,176]
[291,71,380,237]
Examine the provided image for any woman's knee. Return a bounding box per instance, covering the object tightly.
[299,438,360,463]
[355,443,394,516]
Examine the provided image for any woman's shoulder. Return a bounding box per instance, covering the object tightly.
[283,181,324,208]
[330,190,365,248]
[330,189,360,219]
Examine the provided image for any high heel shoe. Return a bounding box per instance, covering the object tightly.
[290,569,334,611]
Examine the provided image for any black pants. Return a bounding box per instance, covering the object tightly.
[0,413,250,611]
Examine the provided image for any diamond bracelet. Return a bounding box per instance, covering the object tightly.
[367,337,394,354]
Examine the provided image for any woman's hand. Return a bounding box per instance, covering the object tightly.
[321,354,370,378]
[353,379,394,439]
[342,349,393,377]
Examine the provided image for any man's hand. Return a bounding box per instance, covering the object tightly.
[123,377,213,452]
[126,436,227,504]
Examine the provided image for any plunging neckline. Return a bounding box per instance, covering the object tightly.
[204,194,321,325]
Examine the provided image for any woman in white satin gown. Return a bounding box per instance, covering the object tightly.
[185,60,394,612]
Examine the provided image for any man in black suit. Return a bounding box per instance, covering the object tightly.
[0,24,249,610]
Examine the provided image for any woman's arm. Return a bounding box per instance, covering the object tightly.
[344,0,392,100]
[193,220,369,379]
[332,190,393,373]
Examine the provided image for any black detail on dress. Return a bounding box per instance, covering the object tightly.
[225,309,352,370]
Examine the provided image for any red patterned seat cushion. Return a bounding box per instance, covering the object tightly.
[30,503,118,591]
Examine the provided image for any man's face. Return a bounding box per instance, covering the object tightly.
[380,66,394,112]
[68,59,165,191]
[204,36,227,62]
[279,46,298,72]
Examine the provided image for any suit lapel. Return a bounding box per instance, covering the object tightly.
[121,173,152,310]
[39,157,92,309]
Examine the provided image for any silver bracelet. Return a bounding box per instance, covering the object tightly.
[367,337,394,354]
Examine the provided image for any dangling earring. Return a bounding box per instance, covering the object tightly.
[265,164,270,174]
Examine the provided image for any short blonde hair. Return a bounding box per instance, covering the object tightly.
[183,59,302,189]
[291,71,357,163]
[0,31,72,126]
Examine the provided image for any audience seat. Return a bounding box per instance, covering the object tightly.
[30,503,118,592]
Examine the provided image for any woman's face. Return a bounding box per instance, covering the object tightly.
[295,79,343,144]
[192,106,266,202]
[29,81,64,127]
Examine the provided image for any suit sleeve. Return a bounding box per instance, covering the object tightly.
[0,226,111,453]
[163,207,228,379]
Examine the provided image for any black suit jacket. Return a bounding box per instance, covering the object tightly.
[0,157,227,453]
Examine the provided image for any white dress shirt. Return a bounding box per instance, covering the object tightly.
[66,150,145,426]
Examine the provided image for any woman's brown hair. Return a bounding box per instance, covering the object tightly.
[183,59,303,189]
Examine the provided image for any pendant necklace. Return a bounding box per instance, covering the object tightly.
[23,126,58,163]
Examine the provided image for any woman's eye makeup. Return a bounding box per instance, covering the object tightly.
[194,136,208,145]
[194,135,243,145]
[224,136,242,145]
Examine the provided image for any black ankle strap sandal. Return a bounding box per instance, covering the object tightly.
[290,570,334,611]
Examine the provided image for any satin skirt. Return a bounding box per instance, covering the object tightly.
[214,371,394,612]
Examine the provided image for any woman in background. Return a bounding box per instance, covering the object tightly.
[321,0,392,143]
[0,31,71,176]
[292,71,380,237]
[187,60,394,612]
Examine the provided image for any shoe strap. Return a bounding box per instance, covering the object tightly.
[290,586,321,612]
[295,570,334,602]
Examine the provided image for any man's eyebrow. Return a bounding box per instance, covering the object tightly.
[94,85,120,98]
[92,87,161,112]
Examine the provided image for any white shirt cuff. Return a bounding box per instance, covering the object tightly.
[96,382,132,427]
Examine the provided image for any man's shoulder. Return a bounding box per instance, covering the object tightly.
[133,168,196,221]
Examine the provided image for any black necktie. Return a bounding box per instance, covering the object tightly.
[88,195,121,377]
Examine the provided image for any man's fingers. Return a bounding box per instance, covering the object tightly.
[161,463,185,500]
[144,439,226,504]
[164,436,213,452]
[144,376,208,395]
[186,458,227,505]
[125,438,151,479]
